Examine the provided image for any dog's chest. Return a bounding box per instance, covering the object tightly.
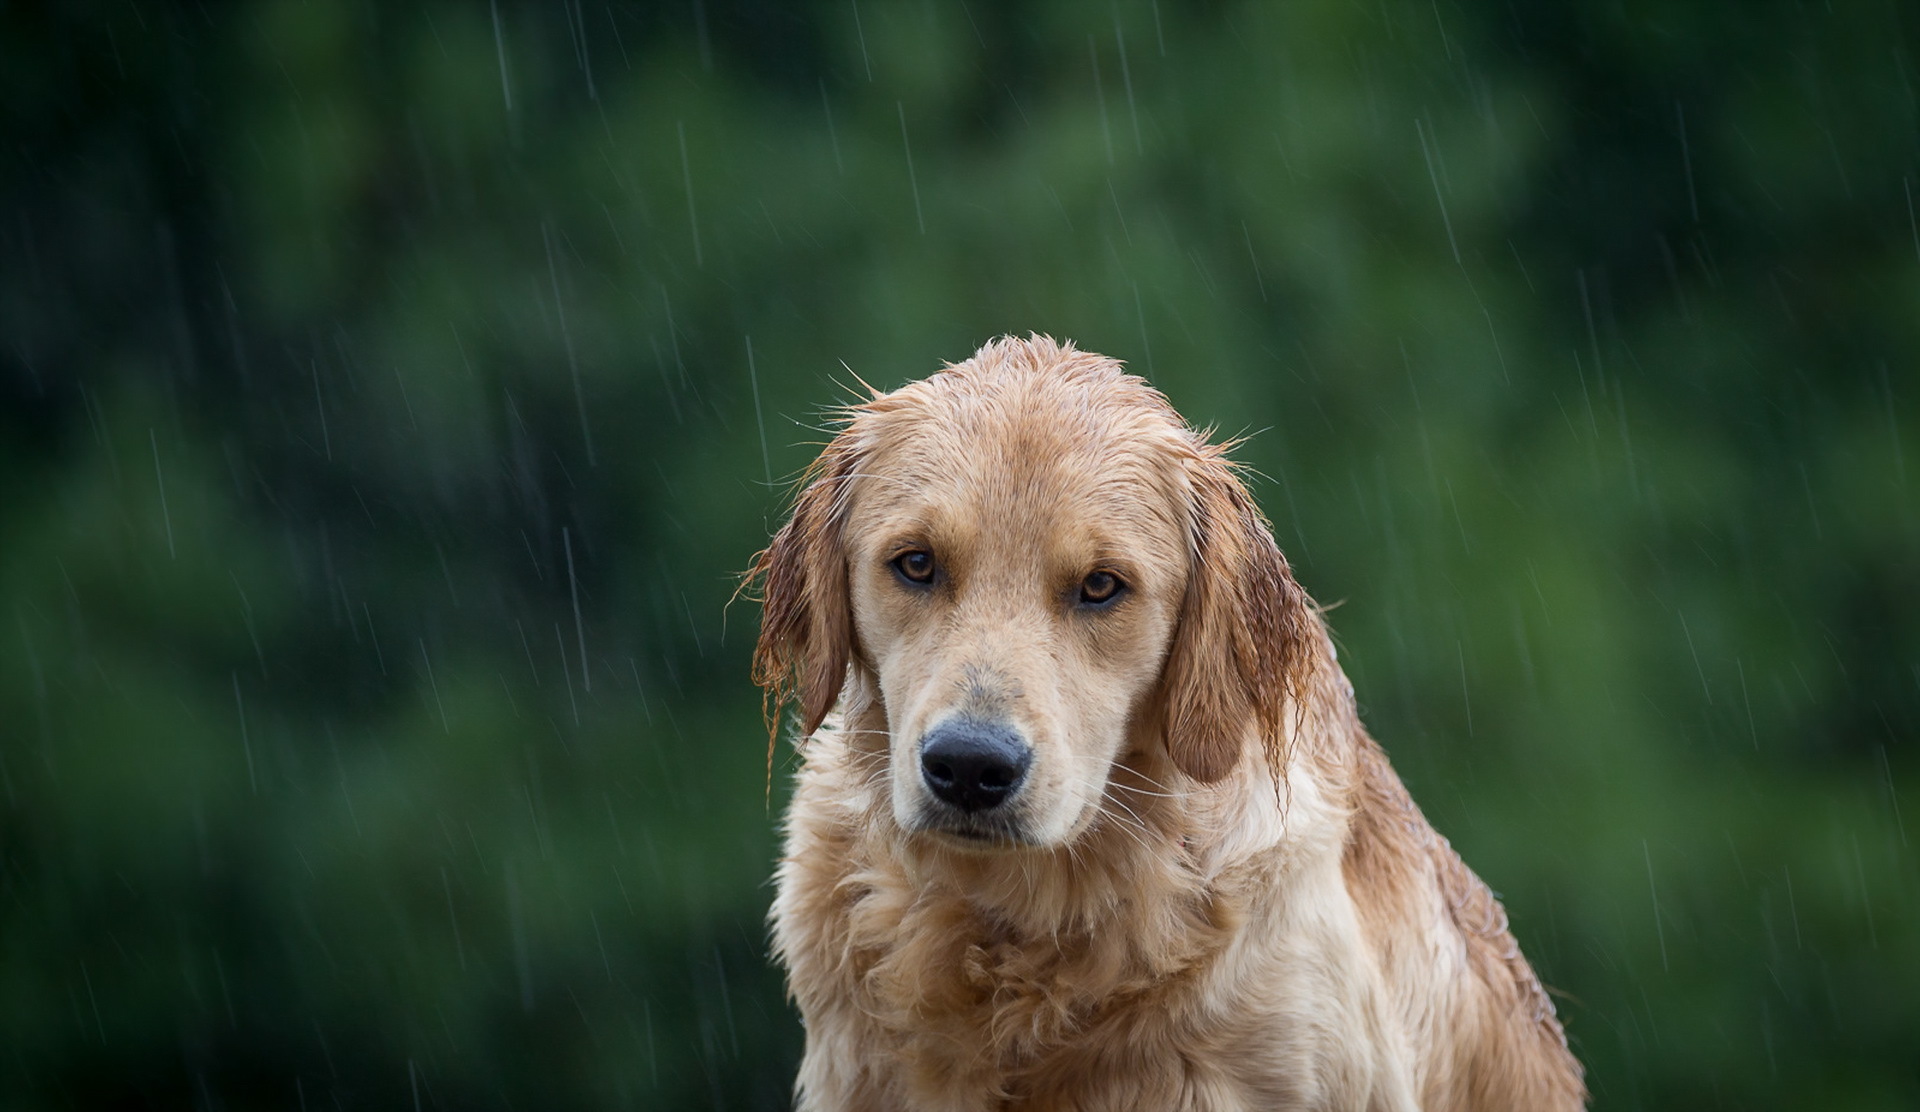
[840,881,1238,1105]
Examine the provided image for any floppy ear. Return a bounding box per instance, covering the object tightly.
[1159,453,1317,783]
[749,441,856,741]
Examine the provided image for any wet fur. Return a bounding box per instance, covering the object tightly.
[750,336,1584,1111]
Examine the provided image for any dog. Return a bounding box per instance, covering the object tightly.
[750,336,1584,1111]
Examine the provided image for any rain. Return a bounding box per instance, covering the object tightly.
[1,2,1915,1109]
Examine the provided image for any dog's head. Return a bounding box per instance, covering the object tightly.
[752,337,1315,849]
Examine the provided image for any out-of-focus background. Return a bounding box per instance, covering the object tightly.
[3,1,1915,1108]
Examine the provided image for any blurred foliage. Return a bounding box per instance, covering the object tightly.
[2,1,1917,1109]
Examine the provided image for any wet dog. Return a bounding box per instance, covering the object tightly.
[751,336,1583,1110]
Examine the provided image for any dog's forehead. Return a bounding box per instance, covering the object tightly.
[847,371,1188,536]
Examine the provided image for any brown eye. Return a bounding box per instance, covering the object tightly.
[893,550,936,584]
[1079,570,1124,606]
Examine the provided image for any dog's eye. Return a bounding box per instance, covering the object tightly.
[892,549,936,585]
[1079,570,1124,606]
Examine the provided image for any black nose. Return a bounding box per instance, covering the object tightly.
[919,720,1031,813]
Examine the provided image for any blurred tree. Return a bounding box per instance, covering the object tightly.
[2,1,1914,1109]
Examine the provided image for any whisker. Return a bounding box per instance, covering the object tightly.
[1115,767,1184,795]
[1101,816,1154,855]
[1094,798,1159,857]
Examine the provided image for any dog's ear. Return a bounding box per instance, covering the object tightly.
[1159,452,1316,783]
[749,440,856,741]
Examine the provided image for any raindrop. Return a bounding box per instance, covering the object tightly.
[436,544,461,607]
[565,0,595,102]
[592,910,613,983]
[1443,478,1471,555]
[543,224,595,466]
[1577,269,1604,388]
[1456,641,1473,737]
[1783,863,1800,949]
[693,0,712,69]
[605,5,630,70]
[819,80,844,175]
[1242,221,1266,302]
[1736,658,1756,748]
[1415,118,1460,267]
[849,0,872,82]
[1881,362,1905,486]
[233,672,256,793]
[556,622,580,725]
[1675,102,1699,223]
[150,429,174,559]
[516,619,540,687]
[506,866,532,1011]
[1797,462,1822,541]
[746,336,771,490]
[80,961,105,1044]
[310,359,331,462]
[363,602,386,676]
[418,640,450,734]
[1114,19,1141,156]
[1850,832,1878,948]
[1430,0,1454,61]
[897,102,925,236]
[642,1000,657,1086]
[565,526,589,692]
[1907,177,1920,264]
[332,728,360,837]
[489,0,513,112]
[1643,839,1668,973]
[1131,281,1152,378]
[1679,611,1712,706]
[441,867,466,972]
[1090,37,1114,166]
[677,122,702,267]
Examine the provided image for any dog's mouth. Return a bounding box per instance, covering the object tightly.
[912,809,1033,850]
[902,775,1116,853]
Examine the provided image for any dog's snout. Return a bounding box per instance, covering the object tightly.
[919,720,1031,813]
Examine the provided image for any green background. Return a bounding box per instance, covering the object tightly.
[3,1,1916,1108]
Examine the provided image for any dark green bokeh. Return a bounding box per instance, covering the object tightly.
[3,2,1915,1108]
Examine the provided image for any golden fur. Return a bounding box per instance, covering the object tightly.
[750,336,1584,1111]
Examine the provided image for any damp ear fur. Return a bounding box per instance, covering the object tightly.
[1158,452,1317,784]
[749,441,856,743]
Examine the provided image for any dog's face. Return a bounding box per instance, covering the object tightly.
[840,394,1190,846]
[753,339,1310,851]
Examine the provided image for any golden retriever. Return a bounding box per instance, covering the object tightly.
[750,336,1584,1111]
